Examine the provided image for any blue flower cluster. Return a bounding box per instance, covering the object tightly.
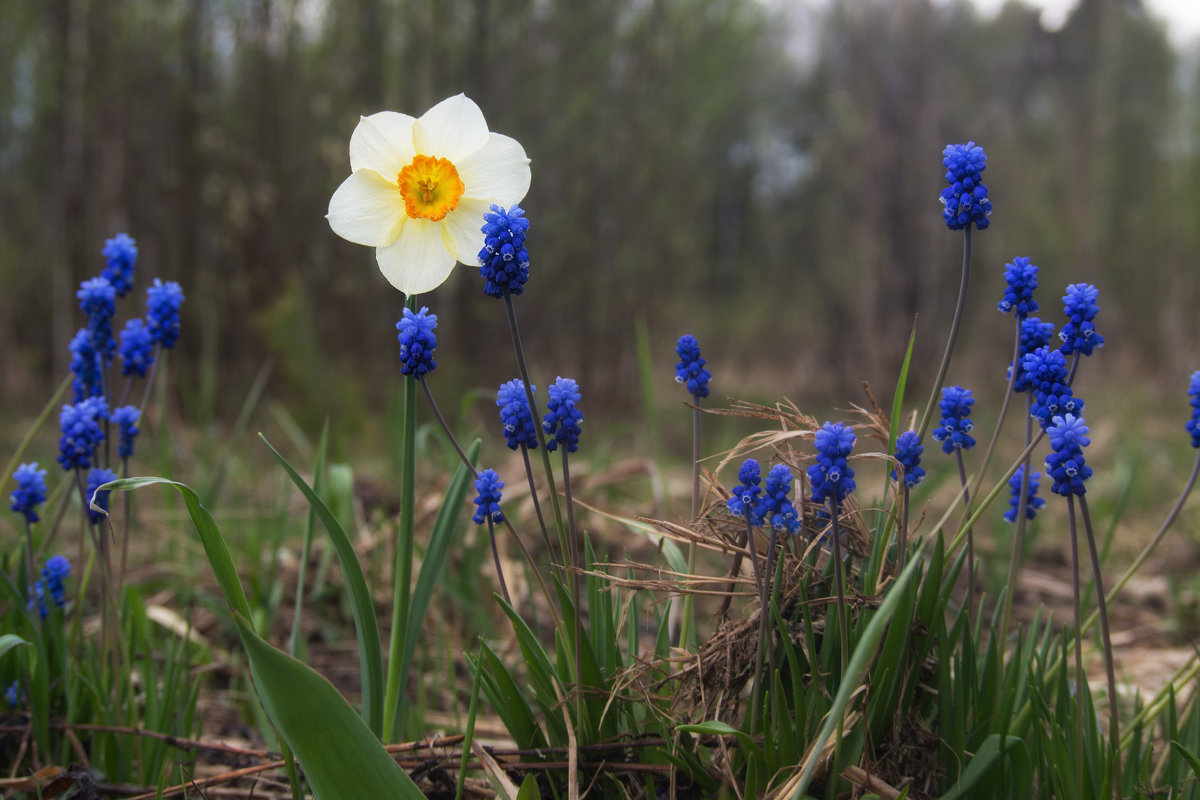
[58,397,109,471]
[998,256,1039,317]
[101,233,138,297]
[1003,465,1045,522]
[543,377,583,453]
[808,421,857,507]
[497,380,539,450]
[78,277,117,364]
[112,405,141,459]
[4,681,22,708]
[119,318,156,378]
[1188,371,1200,448]
[940,142,993,231]
[28,555,71,618]
[763,464,801,534]
[69,328,103,401]
[396,306,438,377]
[1058,283,1104,357]
[727,459,765,527]
[1022,346,1084,429]
[1010,317,1056,392]
[891,430,925,488]
[147,278,185,349]
[674,335,711,399]
[472,469,505,525]
[1045,413,1093,496]
[10,463,48,524]
[932,386,976,453]
[478,204,530,298]
[86,468,118,523]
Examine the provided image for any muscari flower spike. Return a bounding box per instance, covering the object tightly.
[1186,371,1200,448]
[146,279,185,349]
[1010,317,1056,393]
[543,377,583,453]
[1045,413,1093,496]
[101,233,138,297]
[674,334,711,399]
[111,405,141,459]
[727,459,766,527]
[479,204,531,298]
[119,318,156,378]
[763,463,801,534]
[396,306,438,377]
[939,142,992,231]
[41,555,71,608]
[472,468,505,525]
[932,386,976,453]
[1059,283,1104,357]
[5,681,22,708]
[10,463,48,524]
[808,422,857,507]
[69,328,103,401]
[497,379,538,450]
[891,430,926,489]
[1003,465,1045,522]
[57,397,109,471]
[999,256,1039,317]
[78,277,117,362]
[86,468,118,524]
[1023,345,1084,429]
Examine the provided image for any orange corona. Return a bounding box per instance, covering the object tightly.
[397,155,465,222]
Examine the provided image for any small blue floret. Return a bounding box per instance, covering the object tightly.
[674,334,711,399]
[543,377,583,453]
[396,306,438,377]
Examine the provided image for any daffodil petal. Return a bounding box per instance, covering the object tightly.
[375,219,457,295]
[412,94,490,163]
[350,112,417,176]
[442,197,493,262]
[457,133,531,204]
[327,170,406,247]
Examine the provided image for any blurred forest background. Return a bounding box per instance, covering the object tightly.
[2,0,1198,447]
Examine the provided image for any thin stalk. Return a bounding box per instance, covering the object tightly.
[898,487,910,570]
[1068,496,1085,800]
[486,519,511,606]
[829,501,850,674]
[917,226,972,440]
[455,642,486,800]
[137,344,164,416]
[384,295,419,743]
[1080,495,1121,800]
[753,528,780,714]
[967,316,1024,506]
[744,516,765,732]
[419,378,474,471]
[999,392,1035,642]
[679,401,702,649]
[955,448,973,615]
[520,445,554,558]
[561,448,583,728]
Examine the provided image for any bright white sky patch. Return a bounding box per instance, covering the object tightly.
[965,0,1200,47]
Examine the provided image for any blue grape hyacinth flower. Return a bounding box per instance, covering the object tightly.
[10,463,48,524]
[809,422,857,507]
[5,681,23,708]
[479,204,530,298]
[1058,283,1105,357]
[101,233,138,297]
[1187,371,1200,448]
[998,256,1039,317]
[118,318,156,378]
[69,328,103,401]
[78,277,117,362]
[1003,465,1045,522]
[396,306,438,377]
[146,279,185,349]
[58,397,109,471]
[932,386,976,453]
[472,469,505,525]
[939,142,993,231]
[42,555,71,608]
[1045,413,1093,496]
[86,468,118,523]
[497,379,539,450]
[111,405,141,459]
[763,463,801,534]
[1023,346,1084,428]
[1010,317,1056,392]
[674,334,711,399]
[544,377,583,453]
[891,430,926,488]
[727,459,766,527]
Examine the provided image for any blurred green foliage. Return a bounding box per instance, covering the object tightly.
[1,0,1196,432]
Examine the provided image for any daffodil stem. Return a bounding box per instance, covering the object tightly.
[918,225,972,441]
[1079,495,1121,800]
[384,296,419,743]
[678,399,701,650]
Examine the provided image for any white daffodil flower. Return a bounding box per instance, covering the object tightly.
[327,94,531,295]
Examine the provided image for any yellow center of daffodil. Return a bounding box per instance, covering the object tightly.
[397,155,465,222]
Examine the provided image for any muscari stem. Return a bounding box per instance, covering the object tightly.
[487,519,512,606]
[679,399,702,650]
[744,516,765,732]
[968,316,1023,509]
[954,448,974,616]
[917,225,972,441]
[562,448,584,728]
[898,487,910,571]
[999,390,1035,644]
[829,500,850,675]
[1079,495,1121,800]
[1068,495,1085,800]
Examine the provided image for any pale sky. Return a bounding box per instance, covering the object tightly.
[969,0,1200,47]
